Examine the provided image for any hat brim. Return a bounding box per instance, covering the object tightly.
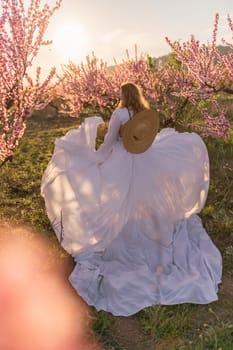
[121,109,160,154]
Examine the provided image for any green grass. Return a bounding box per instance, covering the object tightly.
[0,112,232,350]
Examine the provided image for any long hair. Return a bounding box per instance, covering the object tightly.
[118,82,150,114]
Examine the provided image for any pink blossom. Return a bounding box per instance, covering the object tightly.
[0,0,61,165]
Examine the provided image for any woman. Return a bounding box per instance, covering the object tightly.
[41,83,222,316]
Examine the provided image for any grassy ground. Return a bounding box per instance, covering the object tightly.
[0,112,233,350]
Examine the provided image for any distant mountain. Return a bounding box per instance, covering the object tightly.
[155,45,233,64]
[217,45,233,55]
[108,46,232,70]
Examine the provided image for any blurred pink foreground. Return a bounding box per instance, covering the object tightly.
[0,224,101,350]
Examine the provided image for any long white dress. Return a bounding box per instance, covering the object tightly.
[41,107,222,316]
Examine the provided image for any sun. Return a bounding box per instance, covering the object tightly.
[53,22,89,63]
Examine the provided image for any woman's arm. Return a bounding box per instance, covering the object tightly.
[95,110,121,163]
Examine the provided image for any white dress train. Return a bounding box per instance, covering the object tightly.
[41,107,222,316]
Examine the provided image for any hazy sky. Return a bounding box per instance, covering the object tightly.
[33,0,233,76]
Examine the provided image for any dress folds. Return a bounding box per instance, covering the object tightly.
[41,108,222,316]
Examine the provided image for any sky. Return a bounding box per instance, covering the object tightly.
[33,0,233,76]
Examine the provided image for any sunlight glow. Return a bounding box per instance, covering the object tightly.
[53,22,90,63]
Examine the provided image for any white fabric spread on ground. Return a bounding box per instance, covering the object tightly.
[41,108,222,316]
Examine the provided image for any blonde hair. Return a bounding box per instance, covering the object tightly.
[118,82,150,114]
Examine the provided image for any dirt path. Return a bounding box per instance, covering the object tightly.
[108,316,155,350]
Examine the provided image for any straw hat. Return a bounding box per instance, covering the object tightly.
[120,109,159,154]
